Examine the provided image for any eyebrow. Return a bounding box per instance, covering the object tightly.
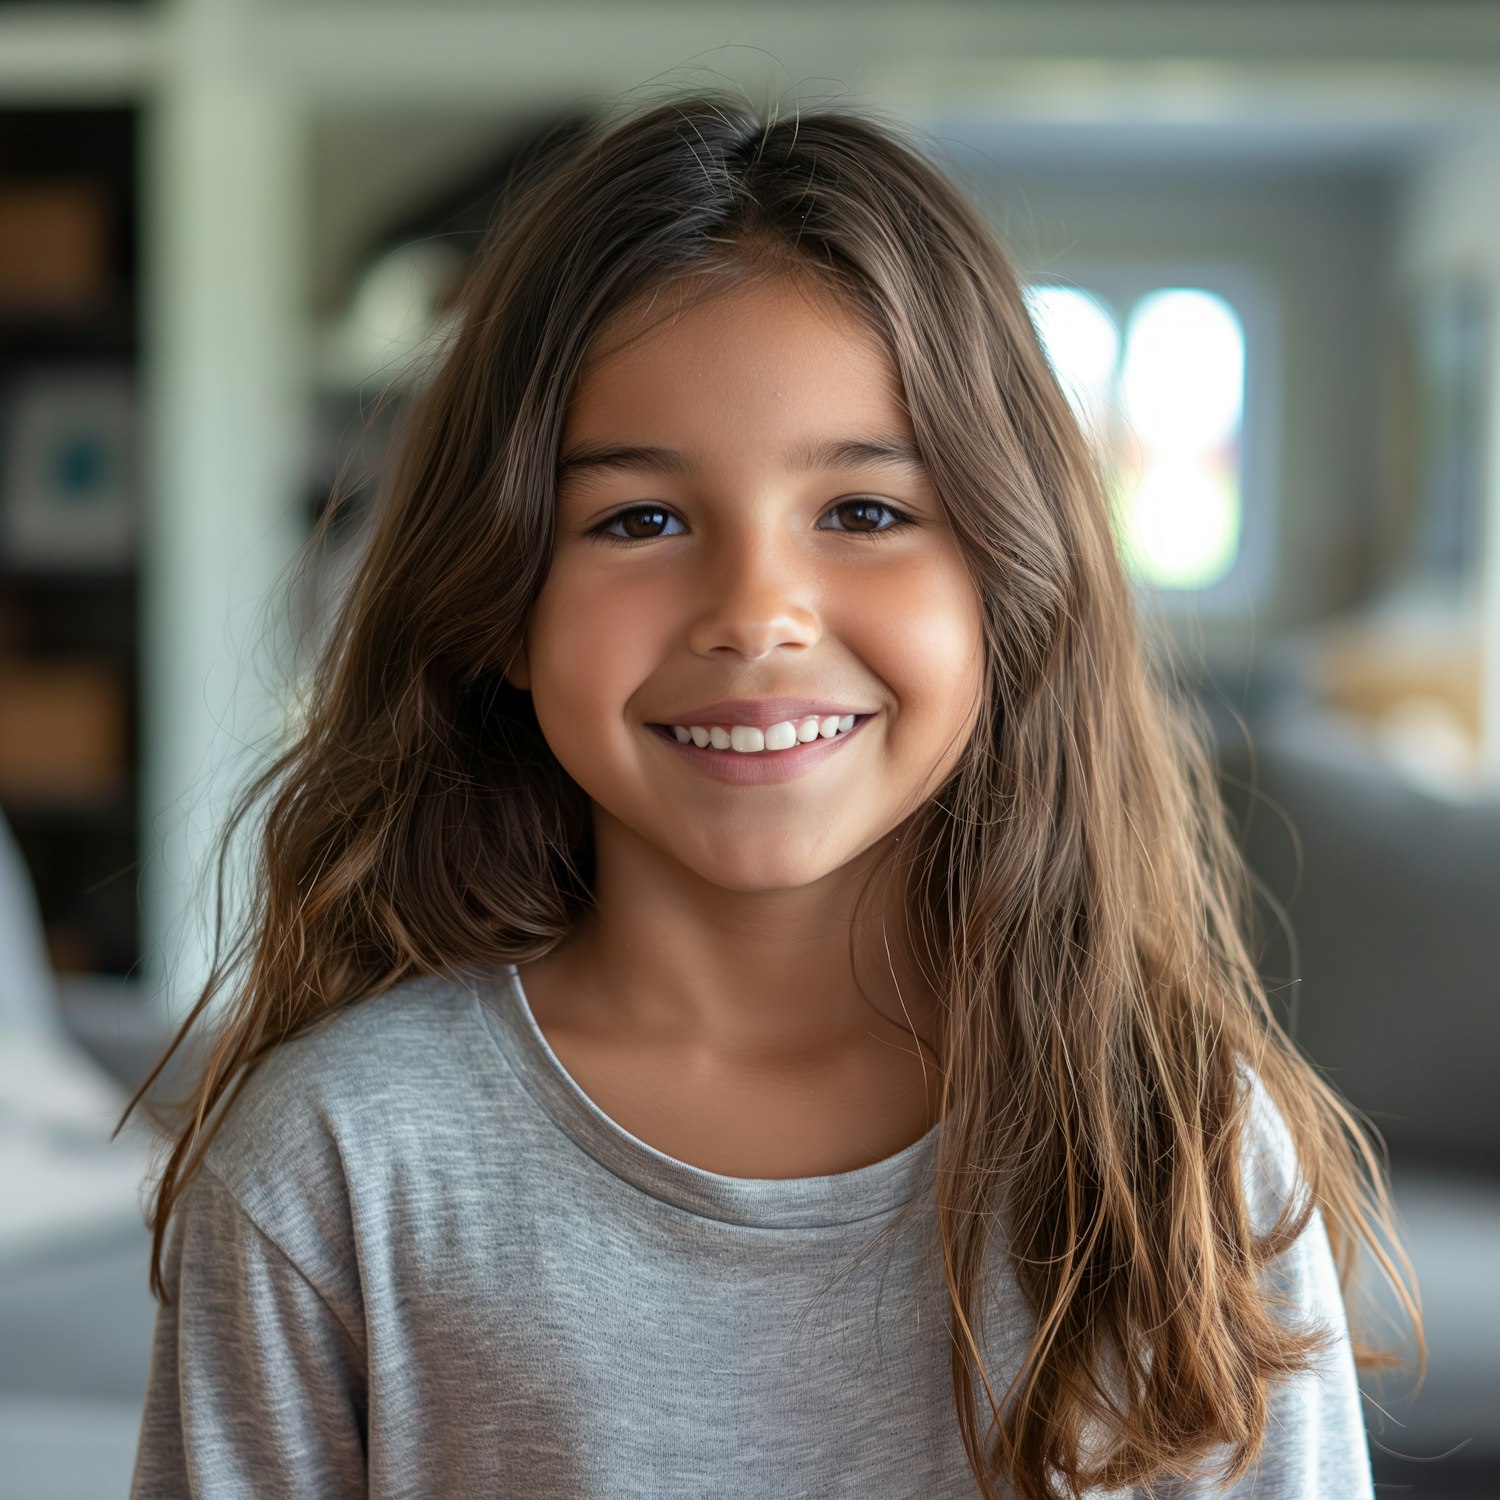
[556,433,931,484]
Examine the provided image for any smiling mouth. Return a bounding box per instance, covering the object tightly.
[646,714,872,754]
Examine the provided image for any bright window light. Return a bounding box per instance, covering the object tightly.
[1115,458,1240,590]
[1022,285,1120,450]
[1026,282,1248,592]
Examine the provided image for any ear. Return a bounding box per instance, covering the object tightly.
[503,644,530,693]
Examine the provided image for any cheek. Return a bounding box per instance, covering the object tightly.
[865,559,985,722]
[526,567,666,721]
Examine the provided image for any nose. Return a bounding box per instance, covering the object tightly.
[684,531,821,661]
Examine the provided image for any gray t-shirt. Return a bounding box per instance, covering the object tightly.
[130,964,1373,1498]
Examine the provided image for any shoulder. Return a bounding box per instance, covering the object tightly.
[205,971,475,1154]
[1229,1062,1374,1490]
[1233,1054,1313,1240]
[196,971,486,1244]
[1231,1054,1354,1340]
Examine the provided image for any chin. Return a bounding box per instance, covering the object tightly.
[685,843,855,895]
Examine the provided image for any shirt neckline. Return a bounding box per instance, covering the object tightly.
[467,961,940,1229]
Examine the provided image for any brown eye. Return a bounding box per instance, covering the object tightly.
[819,499,917,539]
[617,507,671,539]
[587,506,685,545]
[830,500,889,532]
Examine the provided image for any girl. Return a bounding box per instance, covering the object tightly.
[125,91,1422,1498]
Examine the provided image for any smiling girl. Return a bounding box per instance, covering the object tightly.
[126,93,1420,1499]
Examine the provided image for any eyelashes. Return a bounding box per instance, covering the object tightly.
[584,498,919,548]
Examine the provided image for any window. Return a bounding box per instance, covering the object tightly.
[1023,275,1270,606]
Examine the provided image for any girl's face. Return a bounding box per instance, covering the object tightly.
[508,271,985,895]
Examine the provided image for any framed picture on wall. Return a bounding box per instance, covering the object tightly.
[0,367,137,572]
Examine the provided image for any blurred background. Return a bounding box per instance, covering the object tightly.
[1,1,1497,1495]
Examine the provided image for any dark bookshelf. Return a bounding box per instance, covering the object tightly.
[0,105,140,977]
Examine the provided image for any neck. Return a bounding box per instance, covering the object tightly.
[550,818,939,1068]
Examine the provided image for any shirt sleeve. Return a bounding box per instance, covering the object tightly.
[1212,1197,1375,1499]
[130,1164,368,1499]
[1155,1070,1375,1499]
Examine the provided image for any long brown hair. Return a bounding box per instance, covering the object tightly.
[120,89,1423,1499]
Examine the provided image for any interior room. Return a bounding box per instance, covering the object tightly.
[1,2,1497,1495]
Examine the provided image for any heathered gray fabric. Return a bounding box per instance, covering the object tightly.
[130,964,1374,1498]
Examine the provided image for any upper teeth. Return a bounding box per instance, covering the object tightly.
[670,714,857,752]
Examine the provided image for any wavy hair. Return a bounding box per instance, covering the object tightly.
[120,89,1423,1499]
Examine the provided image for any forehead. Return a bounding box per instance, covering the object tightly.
[563,272,909,446]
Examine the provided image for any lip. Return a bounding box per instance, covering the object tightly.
[645,713,875,785]
[649,698,875,729]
